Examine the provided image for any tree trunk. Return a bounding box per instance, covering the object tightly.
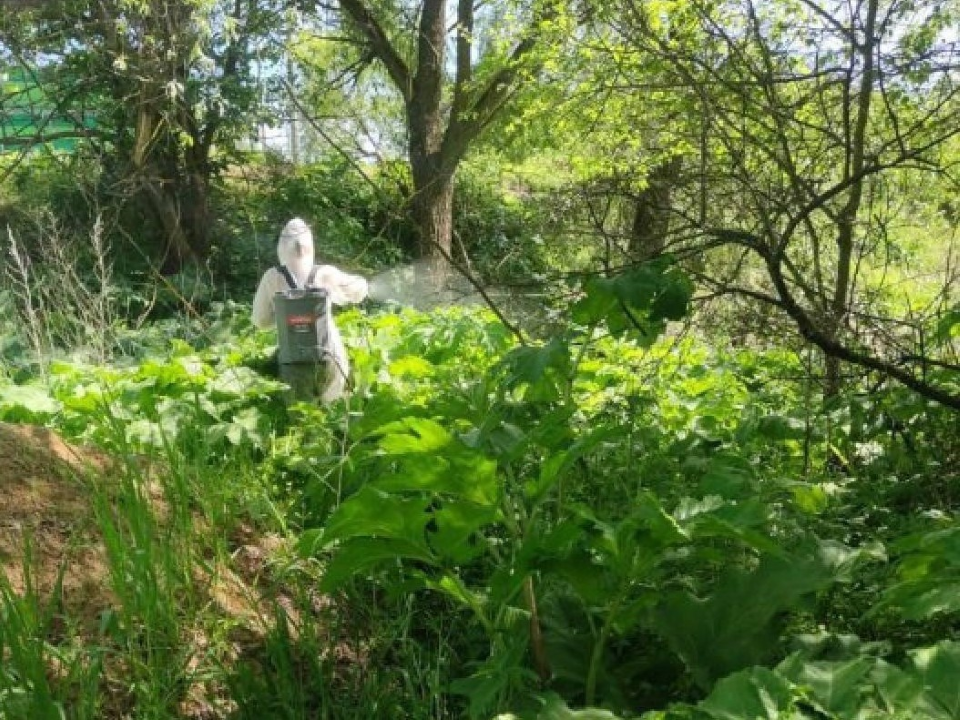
[182,168,212,259]
[629,157,681,260]
[410,161,454,258]
[142,179,194,274]
[141,164,211,274]
[825,0,879,399]
[405,0,450,259]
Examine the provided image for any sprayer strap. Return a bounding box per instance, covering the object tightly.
[276,264,298,289]
[277,264,320,290]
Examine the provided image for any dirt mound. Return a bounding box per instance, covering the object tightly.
[0,420,290,619]
[0,422,304,717]
[0,422,113,622]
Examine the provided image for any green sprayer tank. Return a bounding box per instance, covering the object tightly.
[274,288,329,400]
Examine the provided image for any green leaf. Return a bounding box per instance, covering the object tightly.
[575,495,687,572]
[297,529,325,557]
[655,539,883,688]
[427,498,499,563]
[449,623,533,719]
[886,582,960,620]
[421,572,488,619]
[571,260,692,341]
[776,656,874,717]
[691,452,757,500]
[784,482,832,514]
[908,641,960,718]
[375,417,452,454]
[224,406,265,448]
[489,520,585,605]
[755,415,806,441]
[388,355,435,379]
[526,424,627,502]
[869,660,930,715]
[321,486,434,549]
[876,524,960,620]
[540,552,611,605]
[631,492,689,547]
[319,537,437,592]
[371,444,500,507]
[499,338,572,402]
[934,308,960,345]
[650,273,693,321]
[698,667,797,719]
[210,365,282,397]
[536,692,624,719]
[776,654,933,719]
[0,384,62,419]
[683,499,781,555]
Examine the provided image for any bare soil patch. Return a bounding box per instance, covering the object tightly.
[0,421,310,717]
[0,421,113,624]
[0,422,282,628]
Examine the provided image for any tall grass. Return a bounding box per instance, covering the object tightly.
[0,409,337,717]
[0,540,105,718]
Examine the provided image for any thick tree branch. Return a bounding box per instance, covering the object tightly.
[443,0,560,164]
[450,0,474,120]
[411,0,445,135]
[711,229,960,410]
[338,0,412,101]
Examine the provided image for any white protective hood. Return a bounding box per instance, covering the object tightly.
[276,217,315,287]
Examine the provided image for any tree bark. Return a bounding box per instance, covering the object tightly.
[410,162,454,258]
[629,157,681,260]
[139,142,212,273]
[182,169,211,257]
[405,0,450,258]
[141,178,194,274]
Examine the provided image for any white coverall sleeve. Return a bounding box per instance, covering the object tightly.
[252,268,280,329]
[312,265,369,305]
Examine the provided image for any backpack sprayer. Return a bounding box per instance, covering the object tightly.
[273,265,331,400]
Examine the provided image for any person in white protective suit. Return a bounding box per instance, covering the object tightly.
[252,218,368,403]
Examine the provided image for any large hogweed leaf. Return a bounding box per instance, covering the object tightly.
[775,641,960,719]
[369,417,501,506]
[534,692,624,719]
[0,383,61,421]
[698,667,799,719]
[655,539,885,689]
[908,641,960,718]
[302,415,503,589]
[777,655,879,717]
[874,521,960,620]
[638,639,960,720]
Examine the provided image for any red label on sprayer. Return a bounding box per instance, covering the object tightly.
[287,314,315,327]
